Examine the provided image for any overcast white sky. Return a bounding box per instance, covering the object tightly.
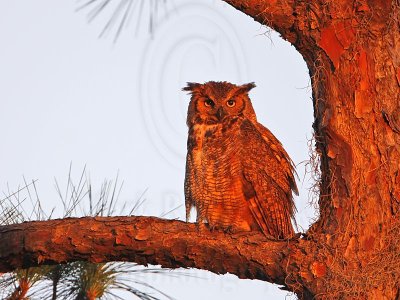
[0,0,315,299]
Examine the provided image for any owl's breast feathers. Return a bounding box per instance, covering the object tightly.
[185,117,297,239]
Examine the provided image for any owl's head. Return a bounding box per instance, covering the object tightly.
[183,81,257,127]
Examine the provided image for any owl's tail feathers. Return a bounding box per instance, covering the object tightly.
[290,176,299,196]
[287,158,299,197]
[185,201,193,222]
[287,187,298,233]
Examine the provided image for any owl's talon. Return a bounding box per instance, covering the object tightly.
[208,224,218,232]
[288,232,302,240]
[223,226,235,234]
[196,222,208,234]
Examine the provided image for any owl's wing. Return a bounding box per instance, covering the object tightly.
[255,122,299,197]
[239,119,297,239]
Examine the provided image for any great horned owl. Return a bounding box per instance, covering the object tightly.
[183,81,298,239]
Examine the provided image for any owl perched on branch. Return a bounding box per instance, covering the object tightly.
[183,81,298,239]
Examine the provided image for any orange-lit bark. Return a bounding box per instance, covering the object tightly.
[0,216,311,293]
[0,1,399,299]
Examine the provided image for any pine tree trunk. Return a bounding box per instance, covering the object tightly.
[223,0,400,298]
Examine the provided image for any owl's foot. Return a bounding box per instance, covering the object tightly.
[208,224,218,232]
[196,222,208,234]
[287,232,302,240]
[223,225,235,234]
[208,224,229,233]
[198,223,250,235]
[208,225,237,234]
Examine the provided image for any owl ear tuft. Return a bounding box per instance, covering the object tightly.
[239,82,256,93]
[182,82,201,93]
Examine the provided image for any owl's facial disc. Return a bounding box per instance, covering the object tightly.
[216,107,227,121]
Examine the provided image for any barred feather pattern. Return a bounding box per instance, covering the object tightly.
[184,81,297,239]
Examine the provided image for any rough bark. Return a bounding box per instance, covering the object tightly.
[1,0,399,299]
[0,216,309,292]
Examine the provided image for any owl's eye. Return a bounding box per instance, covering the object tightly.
[226,99,236,107]
[204,99,214,107]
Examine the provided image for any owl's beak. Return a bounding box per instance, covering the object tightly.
[216,107,226,121]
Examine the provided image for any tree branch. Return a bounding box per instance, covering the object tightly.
[221,0,327,66]
[0,216,305,289]
[222,0,299,42]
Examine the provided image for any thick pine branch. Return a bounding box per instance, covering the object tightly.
[223,0,297,29]
[222,0,304,44]
[0,216,307,289]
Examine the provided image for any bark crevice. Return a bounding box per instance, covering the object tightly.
[0,216,308,290]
